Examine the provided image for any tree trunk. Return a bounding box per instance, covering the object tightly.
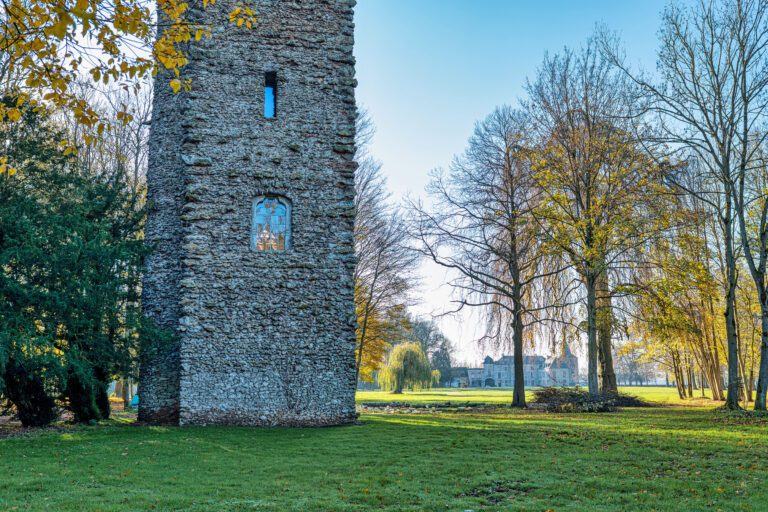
[505,207,526,408]
[706,300,726,401]
[724,214,742,409]
[687,362,694,398]
[355,305,371,384]
[755,306,768,410]
[586,273,599,396]
[702,342,724,401]
[672,353,685,399]
[596,271,617,394]
[511,291,526,408]
[738,345,751,404]
[355,256,382,385]
[121,379,131,408]
[115,380,124,403]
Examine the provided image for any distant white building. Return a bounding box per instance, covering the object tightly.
[463,345,579,387]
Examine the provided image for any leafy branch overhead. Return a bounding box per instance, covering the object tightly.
[0,0,256,173]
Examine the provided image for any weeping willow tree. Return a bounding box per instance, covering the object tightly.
[378,342,432,394]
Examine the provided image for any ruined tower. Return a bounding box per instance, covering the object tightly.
[139,0,358,426]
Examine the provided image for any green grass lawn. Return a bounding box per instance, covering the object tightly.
[1,388,765,511]
[356,386,709,406]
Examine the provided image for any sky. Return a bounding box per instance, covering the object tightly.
[353,0,670,365]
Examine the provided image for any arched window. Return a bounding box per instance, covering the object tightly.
[251,195,291,251]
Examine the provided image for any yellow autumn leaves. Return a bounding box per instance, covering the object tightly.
[0,156,16,177]
[0,0,257,165]
[229,6,256,28]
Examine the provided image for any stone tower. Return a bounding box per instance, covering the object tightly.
[139,0,358,426]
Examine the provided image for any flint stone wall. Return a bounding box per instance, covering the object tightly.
[139,0,358,426]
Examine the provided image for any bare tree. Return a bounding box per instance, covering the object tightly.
[734,67,768,410]
[354,111,419,383]
[411,106,571,407]
[57,80,152,194]
[604,0,768,409]
[410,316,448,357]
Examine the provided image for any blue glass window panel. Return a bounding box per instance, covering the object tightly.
[264,86,276,118]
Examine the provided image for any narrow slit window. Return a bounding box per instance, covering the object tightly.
[264,71,277,118]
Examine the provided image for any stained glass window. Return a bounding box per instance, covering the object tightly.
[251,196,291,251]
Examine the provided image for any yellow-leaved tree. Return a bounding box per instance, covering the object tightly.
[355,299,403,383]
[377,342,432,394]
[526,40,670,396]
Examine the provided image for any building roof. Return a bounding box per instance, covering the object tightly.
[546,342,579,369]
[490,355,545,365]
[482,352,577,370]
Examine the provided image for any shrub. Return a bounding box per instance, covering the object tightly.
[604,391,651,408]
[2,357,59,427]
[531,387,649,413]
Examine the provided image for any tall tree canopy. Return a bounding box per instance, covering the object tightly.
[526,41,669,395]
[412,106,568,407]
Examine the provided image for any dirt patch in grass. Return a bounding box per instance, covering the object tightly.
[0,409,138,439]
[459,479,538,505]
[0,415,75,440]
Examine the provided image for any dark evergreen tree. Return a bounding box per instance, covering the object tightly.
[0,97,151,426]
[430,339,454,387]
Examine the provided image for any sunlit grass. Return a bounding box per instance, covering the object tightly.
[1,392,764,511]
[356,385,712,406]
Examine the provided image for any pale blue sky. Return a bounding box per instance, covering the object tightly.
[353,0,670,364]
